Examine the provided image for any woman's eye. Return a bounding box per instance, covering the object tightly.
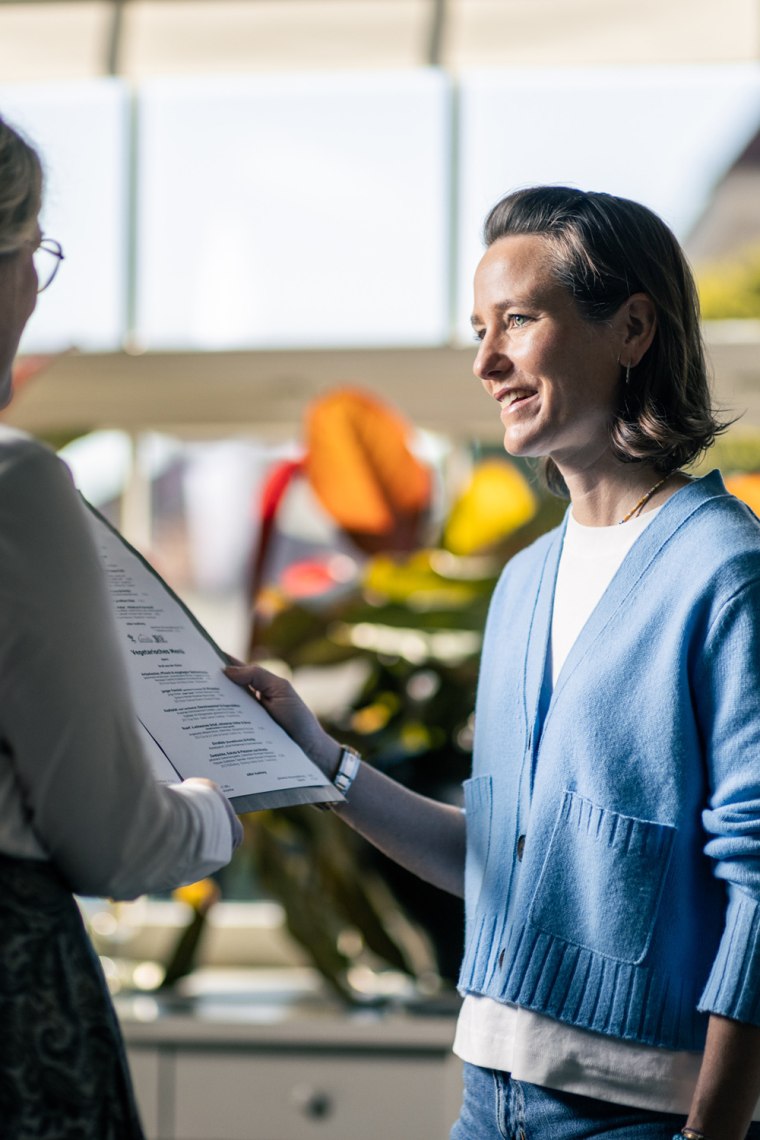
[472,328,486,343]
[507,313,529,329]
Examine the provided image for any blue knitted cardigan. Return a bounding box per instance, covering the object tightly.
[459,471,760,1051]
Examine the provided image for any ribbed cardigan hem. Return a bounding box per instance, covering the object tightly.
[459,920,708,1051]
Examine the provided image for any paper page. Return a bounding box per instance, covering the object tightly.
[85,504,340,813]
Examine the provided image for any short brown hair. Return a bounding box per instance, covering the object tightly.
[483,186,727,495]
[0,115,42,256]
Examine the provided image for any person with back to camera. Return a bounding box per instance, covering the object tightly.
[227,185,760,1139]
[0,116,243,1139]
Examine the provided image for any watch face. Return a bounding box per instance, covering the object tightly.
[334,747,360,794]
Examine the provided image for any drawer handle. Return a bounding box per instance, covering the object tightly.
[290,1084,334,1120]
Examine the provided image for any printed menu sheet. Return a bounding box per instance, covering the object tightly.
[85,503,341,814]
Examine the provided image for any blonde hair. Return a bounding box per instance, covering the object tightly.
[0,116,42,256]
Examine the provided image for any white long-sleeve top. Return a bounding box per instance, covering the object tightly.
[0,426,237,900]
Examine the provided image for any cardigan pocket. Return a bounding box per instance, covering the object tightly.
[527,790,675,966]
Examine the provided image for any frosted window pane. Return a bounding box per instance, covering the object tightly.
[135,71,450,349]
[0,80,129,353]
[456,64,760,341]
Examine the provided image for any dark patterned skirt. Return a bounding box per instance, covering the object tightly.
[0,852,145,1140]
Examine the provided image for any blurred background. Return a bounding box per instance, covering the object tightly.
[4,3,760,1137]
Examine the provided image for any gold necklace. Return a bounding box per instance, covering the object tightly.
[618,475,671,525]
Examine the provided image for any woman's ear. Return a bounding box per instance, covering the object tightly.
[620,293,657,365]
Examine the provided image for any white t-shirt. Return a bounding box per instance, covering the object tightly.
[549,505,662,685]
[453,504,752,1116]
[0,426,237,899]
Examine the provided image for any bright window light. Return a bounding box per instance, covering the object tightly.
[456,63,760,341]
[135,70,451,350]
[0,80,129,353]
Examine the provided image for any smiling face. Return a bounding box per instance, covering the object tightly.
[471,233,627,479]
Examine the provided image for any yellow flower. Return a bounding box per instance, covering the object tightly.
[444,460,536,555]
[173,878,219,914]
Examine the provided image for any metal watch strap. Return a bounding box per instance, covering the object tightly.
[332,745,361,796]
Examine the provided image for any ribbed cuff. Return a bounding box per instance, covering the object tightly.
[699,886,760,1025]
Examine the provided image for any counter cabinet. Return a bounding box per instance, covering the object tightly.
[118,993,463,1140]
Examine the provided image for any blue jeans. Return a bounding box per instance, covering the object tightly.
[450,1063,760,1140]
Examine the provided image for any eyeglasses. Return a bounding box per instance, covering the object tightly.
[33,238,64,293]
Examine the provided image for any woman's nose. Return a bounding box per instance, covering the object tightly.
[473,335,508,385]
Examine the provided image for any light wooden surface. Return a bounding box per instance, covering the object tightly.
[5,325,760,442]
[0,0,756,85]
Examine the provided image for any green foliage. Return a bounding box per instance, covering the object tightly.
[245,808,416,1003]
[240,474,563,998]
[697,429,760,476]
[696,246,760,319]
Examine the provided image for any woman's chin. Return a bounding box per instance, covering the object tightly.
[501,431,543,460]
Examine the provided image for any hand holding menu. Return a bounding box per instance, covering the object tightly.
[85,503,341,813]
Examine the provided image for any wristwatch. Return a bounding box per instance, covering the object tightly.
[332,745,362,796]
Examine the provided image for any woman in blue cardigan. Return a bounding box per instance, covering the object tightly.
[229,186,760,1140]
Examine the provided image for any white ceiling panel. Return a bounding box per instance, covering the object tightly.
[125,0,431,77]
[0,0,756,84]
[0,4,113,82]
[448,0,759,68]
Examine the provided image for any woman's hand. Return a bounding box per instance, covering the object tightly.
[226,663,466,896]
[224,662,341,780]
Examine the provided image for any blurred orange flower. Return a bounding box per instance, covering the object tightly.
[305,388,431,552]
[726,473,760,518]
